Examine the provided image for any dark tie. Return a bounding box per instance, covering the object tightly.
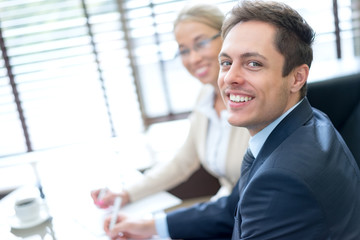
[232,148,256,239]
[239,148,255,193]
[241,148,255,174]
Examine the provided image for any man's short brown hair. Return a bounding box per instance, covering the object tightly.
[222,0,315,98]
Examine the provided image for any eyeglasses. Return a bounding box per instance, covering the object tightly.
[176,32,221,59]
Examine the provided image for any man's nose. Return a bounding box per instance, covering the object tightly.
[223,64,246,85]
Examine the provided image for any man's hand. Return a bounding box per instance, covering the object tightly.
[104,213,157,240]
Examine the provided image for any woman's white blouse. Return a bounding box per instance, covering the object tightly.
[196,85,231,178]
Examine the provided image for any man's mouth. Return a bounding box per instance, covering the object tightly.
[229,94,253,103]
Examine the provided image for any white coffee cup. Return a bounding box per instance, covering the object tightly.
[14,197,41,222]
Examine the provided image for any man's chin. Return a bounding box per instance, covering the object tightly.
[227,117,245,128]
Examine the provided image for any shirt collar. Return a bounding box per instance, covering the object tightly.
[249,99,304,158]
[196,84,216,117]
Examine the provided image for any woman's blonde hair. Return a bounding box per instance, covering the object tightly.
[173,3,224,31]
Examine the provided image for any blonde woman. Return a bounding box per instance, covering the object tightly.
[91,3,249,209]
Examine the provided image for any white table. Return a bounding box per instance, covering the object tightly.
[0,140,181,239]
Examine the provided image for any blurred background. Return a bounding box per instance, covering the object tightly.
[0,0,359,158]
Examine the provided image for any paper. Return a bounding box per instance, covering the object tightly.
[120,192,181,217]
[72,191,181,237]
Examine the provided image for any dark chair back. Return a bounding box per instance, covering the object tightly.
[307,73,360,168]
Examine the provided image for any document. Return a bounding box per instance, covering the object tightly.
[72,189,181,237]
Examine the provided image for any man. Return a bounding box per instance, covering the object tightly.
[105,1,360,239]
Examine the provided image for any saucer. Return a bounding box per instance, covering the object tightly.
[9,206,52,229]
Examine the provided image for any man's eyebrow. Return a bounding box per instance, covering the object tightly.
[218,51,267,60]
[218,52,230,59]
[241,52,267,60]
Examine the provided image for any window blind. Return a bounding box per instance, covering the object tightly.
[0,0,142,156]
[0,0,358,157]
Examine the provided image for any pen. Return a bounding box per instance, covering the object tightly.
[109,196,122,230]
[97,188,108,202]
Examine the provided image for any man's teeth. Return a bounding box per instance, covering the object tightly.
[230,94,253,103]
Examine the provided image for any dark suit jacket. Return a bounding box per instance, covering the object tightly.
[166,98,360,240]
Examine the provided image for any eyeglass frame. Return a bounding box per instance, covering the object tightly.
[175,32,221,59]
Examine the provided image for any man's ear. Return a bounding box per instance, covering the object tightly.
[290,64,309,93]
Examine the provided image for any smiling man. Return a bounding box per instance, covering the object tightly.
[216,0,360,239]
[103,1,360,239]
[219,20,294,136]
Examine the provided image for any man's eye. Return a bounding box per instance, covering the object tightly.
[248,61,262,67]
[220,60,231,67]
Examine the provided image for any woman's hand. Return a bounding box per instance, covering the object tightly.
[90,188,130,208]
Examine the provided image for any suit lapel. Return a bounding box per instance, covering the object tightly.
[247,98,314,182]
[235,98,314,239]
